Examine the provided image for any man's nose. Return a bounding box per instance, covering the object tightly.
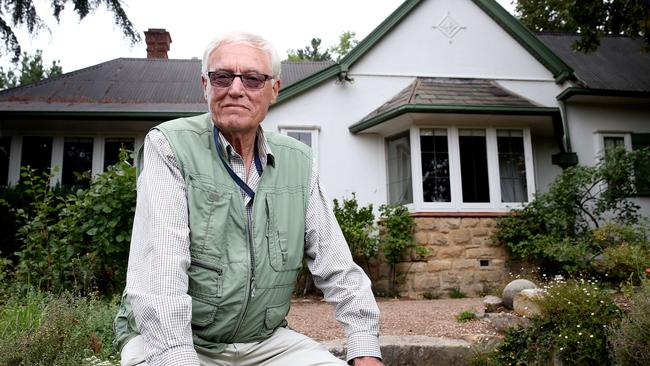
[228,76,246,96]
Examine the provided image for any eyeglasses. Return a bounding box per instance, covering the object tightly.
[207,70,274,90]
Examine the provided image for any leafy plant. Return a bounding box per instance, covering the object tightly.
[494,148,650,275]
[476,278,621,365]
[610,285,650,365]
[8,150,136,295]
[0,289,119,365]
[448,287,467,299]
[379,204,430,293]
[333,193,379,276]
[422,291,440,300]
[455,310,477,323]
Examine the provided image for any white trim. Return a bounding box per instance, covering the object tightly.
[595,132,632,158]
[51,136,64,186]
[92,136,105,178]
[391,125,535,212]
[278,126,320,162]
[8,136,22,186]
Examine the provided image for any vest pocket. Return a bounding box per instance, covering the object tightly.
[187,258,224,304]
[263,301,290,331]
[191,297,218,327]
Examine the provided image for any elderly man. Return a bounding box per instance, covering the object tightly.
[114,31,383,366]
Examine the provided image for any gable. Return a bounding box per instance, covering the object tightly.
[277,0,572,105]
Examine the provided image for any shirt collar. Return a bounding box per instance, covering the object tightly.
[217,127,275,168]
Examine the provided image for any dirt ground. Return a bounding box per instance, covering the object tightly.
[286,297,498,342]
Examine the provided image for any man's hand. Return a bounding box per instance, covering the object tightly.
[352,356,384,366]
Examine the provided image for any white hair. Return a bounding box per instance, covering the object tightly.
[201,31,281,79]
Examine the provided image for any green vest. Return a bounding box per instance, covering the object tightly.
[113,113,312,354]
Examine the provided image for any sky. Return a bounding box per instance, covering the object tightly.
[2,0,516,74]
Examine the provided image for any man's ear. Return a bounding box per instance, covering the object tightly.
[269,79,281,104]
[201,74,209,100]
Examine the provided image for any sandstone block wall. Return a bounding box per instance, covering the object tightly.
[372,217,507,298]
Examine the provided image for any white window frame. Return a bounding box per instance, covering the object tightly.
[278,125,320,162]
[406,125,535,212]
[595,132,632,158]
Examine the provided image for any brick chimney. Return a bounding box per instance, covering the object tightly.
[144,28,172,59]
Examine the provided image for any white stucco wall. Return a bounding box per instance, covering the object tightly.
[265,0,570,209]
[566,100,650,218]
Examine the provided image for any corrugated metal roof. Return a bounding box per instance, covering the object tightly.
[361,77,538,122]
[537,33,650,91]
[0,58,333,114]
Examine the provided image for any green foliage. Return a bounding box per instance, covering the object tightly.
[592,223,650,285]
[609,285,650,365]
[0,50,62,89]
[515,0,650,52]
[494,148,649,275]
[0,0,139,63]
[476,278,621,365]
[448,287,467,299]
[0,289,119,365]
[379,204,430,292]
[422,291,440,300]
[286,38,332,61]
[328,31,359,61]
[286,31,360,62]
[455,310,477,323]
[333,193,379,275]
[8,150,136,295]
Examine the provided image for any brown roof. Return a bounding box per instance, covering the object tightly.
[361,77,538,121]
[0,58,333,115]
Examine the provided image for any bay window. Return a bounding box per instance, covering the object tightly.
[387,126,534,210]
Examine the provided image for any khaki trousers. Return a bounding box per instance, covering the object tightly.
[121,327,346,366]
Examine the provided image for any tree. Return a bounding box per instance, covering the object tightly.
[329,31,359,61]
[515,0,650,52]
[0,50,62,89]
[286,31,360,62]
[1,0,140,62]
[286,37,332,61]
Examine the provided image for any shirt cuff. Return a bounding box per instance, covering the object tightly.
[148,345,201,366]
[345,332,382,363]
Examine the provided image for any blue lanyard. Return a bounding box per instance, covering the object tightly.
[213,127,263,199]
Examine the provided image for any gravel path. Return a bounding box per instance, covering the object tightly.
[287,297,498,342]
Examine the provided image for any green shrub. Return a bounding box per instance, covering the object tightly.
[455,310,477,323]
[8,150,135,296]
[0,289,119,365]
[494,148,650,276]
[379,204,430,293]
[609,285,650,365]
[448,287,466,299]
[592,223,650,285]
[422,291,440,300]
[333,193,379,275]
[475,278,621,365]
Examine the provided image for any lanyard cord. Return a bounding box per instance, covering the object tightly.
[213,126,263,199]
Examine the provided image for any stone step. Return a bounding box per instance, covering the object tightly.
[325,335,499,366]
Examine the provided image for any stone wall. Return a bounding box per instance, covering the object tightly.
[372,216,508,298]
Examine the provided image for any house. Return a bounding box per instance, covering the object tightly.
[1,0,649,296]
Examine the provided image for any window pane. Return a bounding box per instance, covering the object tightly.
[604,136,625,151]
[420,129,450,202]
[386,132,412,205]
[497,129,528,202]
[0,137,10,186]
[62,137,93,187]
[104,138,134,170]
[21,136,53,175]
[287,131,312,147]
[459,129,489,203]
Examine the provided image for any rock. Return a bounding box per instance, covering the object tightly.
[513,288,545,317]
[483,295,503,313]
[326,336,479,366]
[484,313,531,333]
[502,279,537,309]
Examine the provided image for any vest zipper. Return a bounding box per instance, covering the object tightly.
[230,210,256,340]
